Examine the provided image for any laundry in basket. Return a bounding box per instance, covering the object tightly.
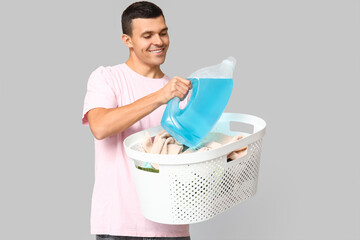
[124,113,266,224]
[140,130,248,171]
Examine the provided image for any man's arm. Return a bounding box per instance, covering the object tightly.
[87,76,191,140]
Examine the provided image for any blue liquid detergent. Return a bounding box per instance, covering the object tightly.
[161,77,233,148]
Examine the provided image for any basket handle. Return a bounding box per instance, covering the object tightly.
[209,113,266,159]
[219,112,266,133]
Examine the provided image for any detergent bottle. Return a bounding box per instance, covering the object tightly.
[161,57,236,148]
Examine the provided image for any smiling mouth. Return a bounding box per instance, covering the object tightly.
[149,48,165,54]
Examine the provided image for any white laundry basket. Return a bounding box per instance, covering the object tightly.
[124,113,266,224]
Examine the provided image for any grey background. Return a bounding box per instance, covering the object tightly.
[1,0,359,239]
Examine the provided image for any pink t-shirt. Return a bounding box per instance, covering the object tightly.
[82,63,190,237]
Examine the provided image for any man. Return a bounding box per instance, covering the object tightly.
[82,1,192,240]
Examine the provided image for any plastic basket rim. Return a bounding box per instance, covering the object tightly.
[124,112,266,165]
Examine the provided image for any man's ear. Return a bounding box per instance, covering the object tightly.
[122,34,133,48]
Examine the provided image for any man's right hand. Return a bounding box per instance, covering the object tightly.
[157,76,192,104]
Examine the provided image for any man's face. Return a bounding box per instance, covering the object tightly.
[127,16,169,67]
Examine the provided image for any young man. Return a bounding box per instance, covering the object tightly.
[82,1,192,240]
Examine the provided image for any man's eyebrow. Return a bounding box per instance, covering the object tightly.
[141,27,168,36]
[141,31,153,36]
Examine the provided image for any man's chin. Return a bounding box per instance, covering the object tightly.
[149,56,166,66]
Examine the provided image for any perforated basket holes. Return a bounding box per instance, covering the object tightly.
[215,139,263,210]
[168,157,226,223]
[168,139,263,224]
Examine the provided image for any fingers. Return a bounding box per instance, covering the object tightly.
[171,77,192,100]
[175,81,190,96]
[173,76,192,88]
[159,76,192,104]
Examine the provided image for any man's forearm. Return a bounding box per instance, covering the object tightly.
[88,91,163,140]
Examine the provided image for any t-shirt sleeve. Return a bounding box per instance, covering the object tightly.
[82,66,117,125]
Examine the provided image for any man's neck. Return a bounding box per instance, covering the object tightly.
[125,57,164,79]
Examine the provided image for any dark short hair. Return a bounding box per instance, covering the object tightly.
[121,1,165,36]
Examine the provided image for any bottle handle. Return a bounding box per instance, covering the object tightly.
[168,97,181,117]
[167,77,197,117]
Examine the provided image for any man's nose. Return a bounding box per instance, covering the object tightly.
[153,34,163,46]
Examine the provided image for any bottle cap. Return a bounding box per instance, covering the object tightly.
[223,57,236,70]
